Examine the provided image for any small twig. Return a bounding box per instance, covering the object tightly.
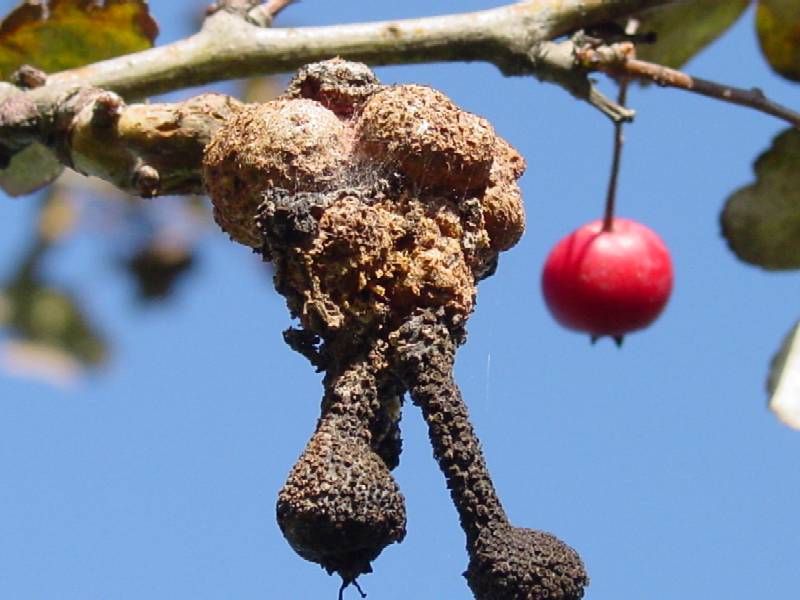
[263,0,298,19]
[603,79,628,231]
[578,44,800,130]
[588,85,635,123]
[206,0,260,16]
[626,59,800,129]
[533,40,635,124]
[247,0,298,27]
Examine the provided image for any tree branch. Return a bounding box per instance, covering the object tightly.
[5,0,796,199]
[0,0,674,185]
[33,1,667,98]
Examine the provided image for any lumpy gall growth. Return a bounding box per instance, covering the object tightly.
[201,60,585,599]
[203,99,349,247]
[355,85,497,193]
[202,59,526,339]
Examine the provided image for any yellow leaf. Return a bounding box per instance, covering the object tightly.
[757,0,800,82]
[0,0,158,80]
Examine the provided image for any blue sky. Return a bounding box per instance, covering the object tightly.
[1,1,799,599]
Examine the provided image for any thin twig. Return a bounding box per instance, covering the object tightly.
[624,59,800,129]
[248,0,298,26]
[579,45,800,130]
[262,0,297,19]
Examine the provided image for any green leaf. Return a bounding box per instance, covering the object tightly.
[0,0,158,81]
[629,0,750,69]
[768,320,800,430]
[756,0,800,82]
[721,128,800,270]
[0,142,63,196]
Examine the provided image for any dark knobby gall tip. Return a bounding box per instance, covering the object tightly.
[466,526,588,600]
[276,350,406,588]
[391,310,588,600]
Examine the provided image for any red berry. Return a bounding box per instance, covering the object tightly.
[541,218,673,340]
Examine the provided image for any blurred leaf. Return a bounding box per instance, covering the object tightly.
[721,128,800,270]
[0,289,9,323]
[768,320,800,430]
[0,142,63,196]
[3,276,107,368]
[0,239,108,367]
[0,0,158,80]
[241,75,284,103]
[38,183,78,241]
[756,0,800,82]
[125,242,195,302]
[1,339,84,386]
[629,0,750,68]
[183,194,214,223]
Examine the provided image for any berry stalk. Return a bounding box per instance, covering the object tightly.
[602,79,629,232]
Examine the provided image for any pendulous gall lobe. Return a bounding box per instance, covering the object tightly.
[276,347,407,586]
[392,310,588,600]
